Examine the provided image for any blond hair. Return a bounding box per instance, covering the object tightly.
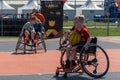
[74,14,84,23]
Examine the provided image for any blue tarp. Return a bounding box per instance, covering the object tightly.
[104,0,119,22]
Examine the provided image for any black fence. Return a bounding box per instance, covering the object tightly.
[0,18,27,36]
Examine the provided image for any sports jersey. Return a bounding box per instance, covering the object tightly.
[74,25,90,44]
[22,22,35,32]
[30,13,45,23]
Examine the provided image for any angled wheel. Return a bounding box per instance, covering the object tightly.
[63,72,67,78]
[15,33,34,53]
[37,33,47,53]
[59,32,69,49]
[80,44,110,78]
[59,32,66,48]
[41,38,47,52]
[42,27,47,39]
[55,70,59,77]
[15,34,23,53]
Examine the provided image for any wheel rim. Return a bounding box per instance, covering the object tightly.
[80,44,109,78]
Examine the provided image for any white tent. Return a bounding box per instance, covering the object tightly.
[80,0,103,10]
[66,0,104,6]
[19,0,39,15]
[64,3,74,10]
[63,3,75,20]
[76,0,104,20]
[0,0,15,18]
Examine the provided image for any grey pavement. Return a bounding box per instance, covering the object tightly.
[1,40,120,52]
[0,41,59,52]
[0,37,120,80]
[1,37,120,52]
[0,72,120,80]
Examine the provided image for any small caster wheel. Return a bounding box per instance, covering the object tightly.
[56,70,59,77]
[63,72,67,78]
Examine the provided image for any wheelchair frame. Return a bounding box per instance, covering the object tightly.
[15,29,47,53]
[56,32,110,78]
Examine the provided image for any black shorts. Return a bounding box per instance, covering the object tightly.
[72,44,84,52]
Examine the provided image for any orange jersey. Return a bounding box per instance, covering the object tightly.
[30,13,45,23]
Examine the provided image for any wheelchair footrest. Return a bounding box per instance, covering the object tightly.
[56,65,83,73]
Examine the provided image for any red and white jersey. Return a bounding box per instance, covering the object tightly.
[74,25,90,44]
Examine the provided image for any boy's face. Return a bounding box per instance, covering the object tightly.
[31,20,36,24]
[73,20,82,29]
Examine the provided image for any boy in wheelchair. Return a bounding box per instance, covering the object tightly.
[30,9,46,40]
[65,14,90,69]
[20,17,37,45]
[20,15,44,44]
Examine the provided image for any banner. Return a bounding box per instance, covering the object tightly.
[41,0,63,38]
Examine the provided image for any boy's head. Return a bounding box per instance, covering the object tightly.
[73,14,84,29]
[30,16,37,24]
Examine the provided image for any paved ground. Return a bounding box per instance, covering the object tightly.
[0,37,120,80]
[0,72,120,80]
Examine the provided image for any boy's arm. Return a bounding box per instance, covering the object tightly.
[84,38,92,50]
[20,22,29,36]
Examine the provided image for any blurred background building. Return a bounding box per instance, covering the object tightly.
[0,0,120,36]
[1,0,105,19]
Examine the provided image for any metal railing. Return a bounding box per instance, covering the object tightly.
[0,0,119,36]
[0,18,27,36]
[0,17,120,36]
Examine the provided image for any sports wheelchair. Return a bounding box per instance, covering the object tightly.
[56,35,110,78]
[15,28,47,53]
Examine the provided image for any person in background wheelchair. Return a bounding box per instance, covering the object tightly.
[33,19,43,47]
[29,9,46,39]
[29,9,45,26]
[65,14,91,69]
[20,17,37,45]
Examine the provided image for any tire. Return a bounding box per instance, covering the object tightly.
[40,34,47,52]
[55,70,59,77]
[37,33,47,53]
[59,32,64,46]
[42,27,47,39]
[41,32,47,52]
[60,50,66,68]
[59,32,67,48]
[42,39,47,52]
[35,43,37,53]
[63,72,67,78]
[15,35,23,53]
[80,44,110,78]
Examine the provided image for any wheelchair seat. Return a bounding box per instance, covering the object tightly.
[87,37,97,53]
[90,37,97,44]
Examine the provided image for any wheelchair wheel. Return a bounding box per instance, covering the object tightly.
[59,32,65,47]
[15,34,30,53]
[80,44,110,78]
[15,33,26,53]
[41,38,47,52]
[59,32,69,49]
[60,50,81,72]
[37,34,47,53]
[15,36,22,53]
[42,27,47,39]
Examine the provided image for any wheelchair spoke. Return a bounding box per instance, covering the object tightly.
[80,44,109,78]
